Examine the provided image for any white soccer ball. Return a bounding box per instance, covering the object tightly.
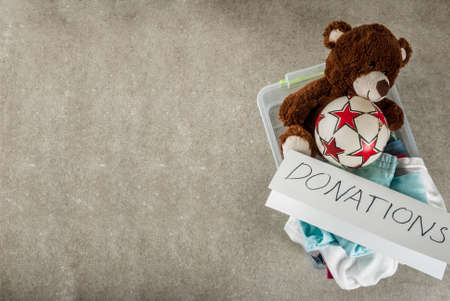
[314,96,390,168]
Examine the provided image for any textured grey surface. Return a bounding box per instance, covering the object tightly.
[0,0,449,300]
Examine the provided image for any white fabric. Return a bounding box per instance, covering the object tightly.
[320,245,397,289]
[284,216,398,289]
[285,216,306,246]
[284,157,447,290]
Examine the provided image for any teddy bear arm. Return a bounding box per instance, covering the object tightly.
[279,77,331,126]
[377,98,404,131]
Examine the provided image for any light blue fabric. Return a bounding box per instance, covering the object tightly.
[298,152,429,257]
[348,153,398,187]
[334,235,373,257]
[390,173,427,204]
[297,220,338,251]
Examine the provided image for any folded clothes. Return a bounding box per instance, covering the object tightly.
[285,147,446,289]
[285,215,398,289]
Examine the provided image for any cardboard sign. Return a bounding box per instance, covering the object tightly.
[266,150,450,279]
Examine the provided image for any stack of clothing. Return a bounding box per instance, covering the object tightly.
[284,136,447,289]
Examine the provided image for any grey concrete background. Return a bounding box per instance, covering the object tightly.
[0,0,448,300]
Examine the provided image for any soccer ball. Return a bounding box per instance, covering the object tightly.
[314,96,390,168]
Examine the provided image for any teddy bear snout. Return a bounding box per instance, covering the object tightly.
[376,80,390,97]
[353,71,390,101]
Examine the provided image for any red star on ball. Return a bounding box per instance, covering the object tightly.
[370,107,387,127]
[315,114,325,129]
[329,102,362,132]
[350,136,380,164]
[321,137,345,161]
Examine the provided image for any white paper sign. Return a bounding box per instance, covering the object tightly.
[267,150,450,279]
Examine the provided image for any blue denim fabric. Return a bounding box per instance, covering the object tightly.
[384,137,409,157]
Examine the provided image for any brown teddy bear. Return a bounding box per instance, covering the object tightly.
[279,21,412,158]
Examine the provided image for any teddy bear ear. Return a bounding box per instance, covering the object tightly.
[398,38,412,67]
[323,21,352,49]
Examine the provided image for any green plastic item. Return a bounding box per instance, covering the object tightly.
[279,72,324,87]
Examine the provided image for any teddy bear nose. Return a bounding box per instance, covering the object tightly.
[376,80,390,97]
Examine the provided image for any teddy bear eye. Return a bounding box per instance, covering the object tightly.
[369,61,376,68]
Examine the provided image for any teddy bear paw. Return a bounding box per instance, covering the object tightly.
[282,136,312,158]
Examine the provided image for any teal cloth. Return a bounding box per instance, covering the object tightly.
[390,173,427,204]
[348,153,398,187]
[298,153,428,257]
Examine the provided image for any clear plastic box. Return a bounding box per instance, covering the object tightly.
[257,63,420,167]
[258,64,447,271]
